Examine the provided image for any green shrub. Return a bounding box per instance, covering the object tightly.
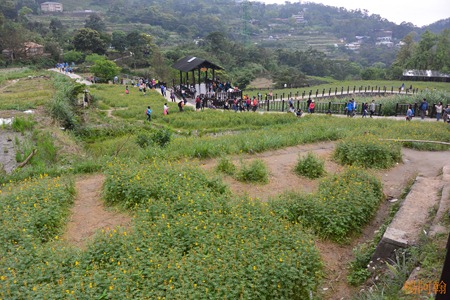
[216,156,236,175]
[294,152,326,179]
[34,131,57,165]
[334,135,402,169]
[136,133,152,148]
[347,244,374,286]
[11,115,35,133]
[96,159,323,299]
[271,167,384,242]
[151,127,172,147]
[236,159,269,183]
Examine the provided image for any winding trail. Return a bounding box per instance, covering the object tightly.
[62,174,131,248]
[48,68,92,85]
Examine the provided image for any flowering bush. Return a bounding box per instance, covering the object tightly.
[294,152,326,179]
[236,159,269,183]
[334,136,402,169]
[271,168,383,242]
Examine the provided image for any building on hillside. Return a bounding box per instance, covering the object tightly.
[40,2,63,12]
[67,10,97,17]
[345,43,360,51]
[374,30,393,47]
[292,11,305,24]
[2,42,45,60]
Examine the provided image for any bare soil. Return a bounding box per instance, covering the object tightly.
[0,130,20,174]
[62,174,131,249]
[201,143,450,299]
[249,77,273,89]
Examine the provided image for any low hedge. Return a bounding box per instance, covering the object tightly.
[271,167,384,242]
[334,135,402,169]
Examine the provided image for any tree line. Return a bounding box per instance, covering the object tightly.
[0,0,449,88]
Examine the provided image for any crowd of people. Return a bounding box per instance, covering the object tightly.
[55,62,74,74]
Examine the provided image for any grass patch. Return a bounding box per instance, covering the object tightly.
[294,152,326,179]
[271,167,383,242]
[11,115,35,133]
[236,159,269,183]
[216,156,237,175]
[334,135,402,169]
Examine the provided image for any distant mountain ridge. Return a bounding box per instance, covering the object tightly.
[53,0,449,44]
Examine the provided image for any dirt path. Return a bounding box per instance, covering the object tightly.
[100,107,128,119]
[201,143,450,299]
[0,79,19,92]
[201,141,340,201]
[62,174,131,248]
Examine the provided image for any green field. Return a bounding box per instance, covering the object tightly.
[0,69,449,299]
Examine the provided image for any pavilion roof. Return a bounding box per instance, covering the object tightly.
[172,56,223,72]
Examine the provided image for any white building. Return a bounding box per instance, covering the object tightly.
[41,2,63,12]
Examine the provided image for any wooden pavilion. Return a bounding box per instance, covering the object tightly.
[172,56,223,95]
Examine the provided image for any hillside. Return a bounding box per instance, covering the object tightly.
[34,0,449,53]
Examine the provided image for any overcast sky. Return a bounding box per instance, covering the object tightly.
[258,0,450,27]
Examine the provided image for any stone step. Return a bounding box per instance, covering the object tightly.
[430,165,450,236]
[373,176,444,261]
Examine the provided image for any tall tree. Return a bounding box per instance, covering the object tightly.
[111,30,127,52]
[433,29,450,72]
[84,14,106,33]
[90,58,121,81]
[0,22,32,61]
[410,31,436,70]
[394,33,416,69]
[73,28,106,55]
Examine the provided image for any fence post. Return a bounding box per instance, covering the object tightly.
[297,100,299,110]
[266,100,269,112]
[391,86,394,93]
[302,91,305,99]
[282,99,285,112]
[353,86,356,93]
[395,103,399,116]
[378,104,382,116]
[275,93,278,100]
[316,89,319,98]
[328,88,331,96]
[335,87,337,95]
[364,87,367,93]
[347,86,349,95]
[322,89,325,97]
[283,92,285,99]
[340,87,343,95]
[328,101,331,111]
